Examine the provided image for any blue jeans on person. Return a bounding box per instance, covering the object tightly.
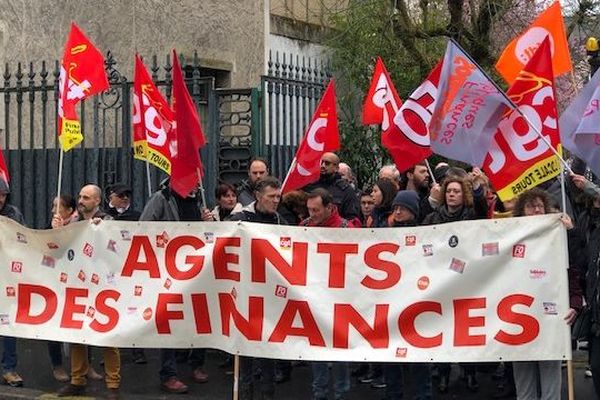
[312,361,350,400]
[159,349,206,382]
[383,362,432,400]
[2,336,16,372]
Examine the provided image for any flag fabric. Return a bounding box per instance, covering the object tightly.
[170,50,206,198]
[559,66,600,179]
[0,149,8,184]
[495,1,571,85]
[282,81,339,194]
[132,54,175,174]
[58,23,109,152]
[484,37,561,201]
[429,41,511,167]
[362,57,402,129]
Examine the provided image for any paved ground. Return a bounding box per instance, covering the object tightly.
[0,339,595,399]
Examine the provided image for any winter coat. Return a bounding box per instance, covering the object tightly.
[140,187,181,222]
[300,206,356,228]
[211,203,243,221]
[228,202,286,225]
[303,173,360,221]
[236,180,255,207]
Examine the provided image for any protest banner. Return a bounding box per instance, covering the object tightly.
[0,214,570,362]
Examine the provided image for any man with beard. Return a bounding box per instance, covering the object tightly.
[404,161,433,222]
[302,152,360,222]
[0,178,24,388]
[237,157,269,206]
[58,184,121,400]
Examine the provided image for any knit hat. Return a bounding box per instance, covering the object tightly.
[392,190,419,219]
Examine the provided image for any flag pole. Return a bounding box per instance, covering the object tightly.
[56,149,64,216]
[425,159,437,185]
[449,38,573,174]
[232,354,240,400]
[145,160,152,197]
[197,169,207,210]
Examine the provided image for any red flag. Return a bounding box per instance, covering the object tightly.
[132,54,175,174]
[362,57,402,128]
[483,37,560,201]
[0,149,8,184]
[58,23,109,151]
[282,81,339,193]
[170,50,206,198]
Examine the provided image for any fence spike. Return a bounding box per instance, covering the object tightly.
[3,63,10,83]
[275,51,280,78]
[40,61,48,80]
[151,54,159,81]
[268,50,273,76]
[281,53,287,79]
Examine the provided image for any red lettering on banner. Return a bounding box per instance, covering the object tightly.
[398,301,442,348]
[121,235,160,278]
[90,289,120,333]
[165,235,205,280]
[362,243,401,289]
[213,237,241,281]
[251,239,308,285]
[495,294,539,345]
[60,288,88,329]
[454,298,486,346]
[191,293,212,334]
[316,243,359,288]
[16,284,57,325]
[219,293,263,341]
[333,304,389,349]
[269,300,326,346]
[155,293,184,334]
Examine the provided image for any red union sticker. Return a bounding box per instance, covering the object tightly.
[41,255,56,268]
[5,286,15,297]
[83,243,94,257]
[164,278,172,289]
[275,285,288,298]
[449,258,466,274]
[143,307,153,321]
[10,261,22,273]
[512,244,526,258]
[405,235,417,246]
[91,273,99,285]
[417,276,430,290]
[395,347,408,358]
[482,242,499,256]
[156,231,170,248]
[86,306,96,318]
[78,270,86,282]
[59,272,68,283]
[134,285,143,296]
[47,242,59,249]
[280,237,292,250]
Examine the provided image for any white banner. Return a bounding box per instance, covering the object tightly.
[0,214,571,362]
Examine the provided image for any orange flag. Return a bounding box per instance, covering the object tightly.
[495,1,571,85]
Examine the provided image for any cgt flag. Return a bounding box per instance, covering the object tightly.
[559,65,600,179]
[170,50,206,198]
[58,23,109,152]
[362,57,402,129]
[495,1,571,85]
[282,81,339,193]
[484,37,561,201]
[430,41,510,167]
[132,54,175,175]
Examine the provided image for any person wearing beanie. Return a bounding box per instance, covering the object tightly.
[391,190,419,226]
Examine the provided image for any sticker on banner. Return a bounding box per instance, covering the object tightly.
[513,244,526,258]
[67,249,75,261]
[164,279,172,290]
[91,273,99,285]
[422,244,433,257]
[448,235,459,248]
[106,272,115,285]
[482,242,499,256]
[126,307,137,315]
[204,232,215,244]
[120,230,131,241]
[543,302,558,315]
[60,272,68,283]
[134,285,143,296]
[530,269,547,279]
[395,348,408,358]
[449,258,466,274]
[41,255,56,268]
[47,242,59,250]
[78,270,86,282]
[417,276,430,290]
[86,307,95,318]
[0,314,9,325]
[83,243,94,257]
[405,235,416,246]
[143,308,153,321]
[10,261,22,273]
[16,232,27,243]
[280,237,292,250]
[5,287,15,297]
[156,231,169,248]
[107,240,117,253]
[275,285,288,298]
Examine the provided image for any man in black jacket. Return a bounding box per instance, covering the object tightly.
[302,152,360,222]
[104,183,141,221]
[236,157,269,206]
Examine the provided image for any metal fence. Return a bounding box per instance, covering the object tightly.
[0,51,218,228]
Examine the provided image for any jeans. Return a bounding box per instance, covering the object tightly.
[239,356,275,399]
[383,363,432,400]
[312,362,350,400]
[1,336,16,372]
[159,349,206,382]
[513,360,561,400]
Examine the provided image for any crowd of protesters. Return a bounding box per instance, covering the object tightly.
[1,153,600,399]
